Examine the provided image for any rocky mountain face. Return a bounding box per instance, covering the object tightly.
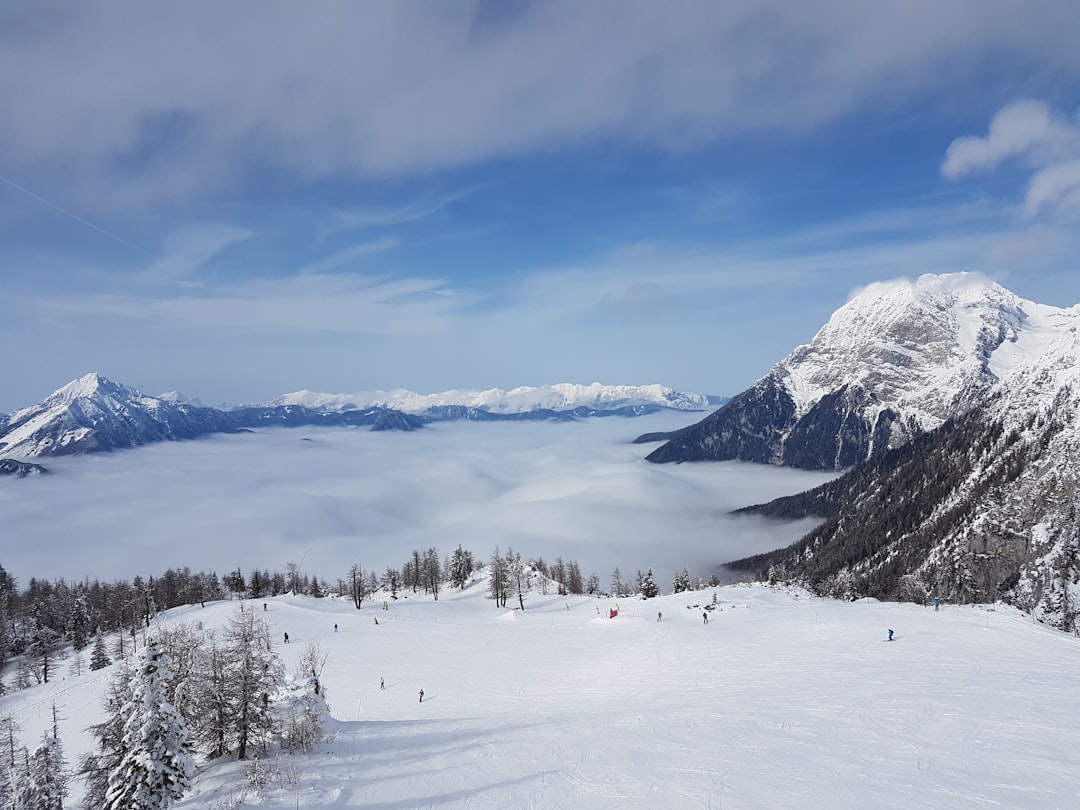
[642,273,1054,470]
[726,284,1080,632]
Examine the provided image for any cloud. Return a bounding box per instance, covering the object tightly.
[2,413,837,588]
[941,100,1072,178]
[1024,159,1080,218]
[140,224,254,283]
[298,238,401,275]
[3,2,1079,211]
[943,100,1080,220]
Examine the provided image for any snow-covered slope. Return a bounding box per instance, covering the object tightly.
[274,382,712,414]
[3,584,1077,809]
[645,272,1074,469]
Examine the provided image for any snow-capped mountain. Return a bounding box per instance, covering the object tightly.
[726,288,1080,630]
[643,272,1072,470]
[0,373,243,459]
[273,382,714,415]
[0,375,714,462]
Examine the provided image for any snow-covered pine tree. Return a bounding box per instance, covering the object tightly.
[79,660,133,808]
[1,714,27,810]
[640,570,659,599]
[70,589,92,651]
[20,704,68,810]
[89,634,112,671]
[673,568,690,594]
[104,639,194,810]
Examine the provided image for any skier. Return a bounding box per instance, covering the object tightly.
[419,688,424,703]
[283,631,289,644]
[380,677,385,690]
[933,597,940,612]
[888,628,894,641]
[334,623,338,632]
[374,616,379,625]
[263,603,267,611]
[657,611,662,622]
[703,612,708,624]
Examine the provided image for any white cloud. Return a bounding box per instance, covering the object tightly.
[1024,159,1080,218]
[944,100,1080,220]
[1,414,836,587]
[2,2,1079,210]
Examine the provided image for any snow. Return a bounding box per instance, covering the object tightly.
[4,585,1077,809]
[774,271,1080,431]
[272,382,712,414]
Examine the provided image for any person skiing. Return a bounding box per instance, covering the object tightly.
[380,677,385,690]
[888,628,894,641]
[283,631,289,644]
[657,611,662,622]
[374,616,379,625]
[934,597,940,612]
[334,623,338,632]
[419,688,424,703]
[703,611,708,624]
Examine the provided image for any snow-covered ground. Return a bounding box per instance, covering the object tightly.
[5,583,1078,809]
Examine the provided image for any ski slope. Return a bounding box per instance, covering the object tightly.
[4,583,1078,809]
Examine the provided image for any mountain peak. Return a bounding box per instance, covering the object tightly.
[46,373,144,404]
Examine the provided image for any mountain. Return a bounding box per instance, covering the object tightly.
[0,458,48,477]
[726,306,1080,630]
[0,373,244,459]
[642,273,1064,470]
[272,382,716,415]
[0,375,714,463]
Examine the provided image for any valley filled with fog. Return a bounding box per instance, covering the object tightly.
[1,412,835,589]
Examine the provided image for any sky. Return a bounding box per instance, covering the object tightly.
[3,1,1080,412]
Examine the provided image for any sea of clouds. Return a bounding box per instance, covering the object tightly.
[0,412,836,591]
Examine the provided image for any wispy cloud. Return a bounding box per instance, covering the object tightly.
[298,237,401,275]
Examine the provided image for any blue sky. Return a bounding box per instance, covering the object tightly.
[3,1,1080,411]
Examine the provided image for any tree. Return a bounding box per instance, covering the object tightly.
[488,548,509,608]
[640,570,659,599]
[79,661,134,808]
[673,568,691,594]
[1,714,28,810]
[611,567,624,598]
[21,704,68,810]
[347,564,366,609]
[506,548,527,611]
[447,546,474,590]
[221,608,282,760]
[105,640,194,809]
[90,634,112,672]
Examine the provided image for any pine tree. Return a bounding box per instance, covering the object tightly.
[90,634,112,671]
[640,569,659,599]
[21,705,68,810]
[79,661,133,808]
[220,608,282,760]
[105,640,194,809]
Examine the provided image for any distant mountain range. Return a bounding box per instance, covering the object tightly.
[0,376,718,466]
[639,272,1080,631]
